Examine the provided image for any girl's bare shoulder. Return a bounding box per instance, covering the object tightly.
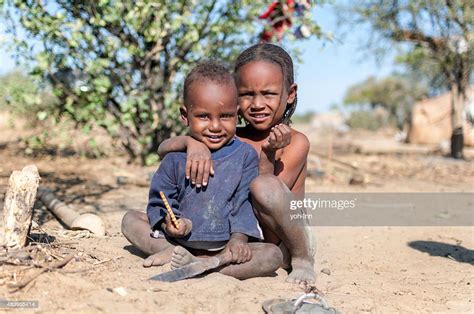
[288,128,310,152]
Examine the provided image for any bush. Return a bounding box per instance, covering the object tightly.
[0,71,57,125]
[346,110,385,131]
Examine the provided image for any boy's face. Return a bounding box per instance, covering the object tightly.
[181,81,238,150]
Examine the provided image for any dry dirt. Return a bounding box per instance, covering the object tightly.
[0,115,473,313]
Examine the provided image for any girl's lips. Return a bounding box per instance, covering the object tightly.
[249,113,270,123]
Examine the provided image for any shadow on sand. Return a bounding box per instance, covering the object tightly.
[408,240,474,265]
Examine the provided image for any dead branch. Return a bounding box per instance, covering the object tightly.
[8,253,75,291]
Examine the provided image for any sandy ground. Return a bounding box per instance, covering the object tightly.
[0,115,473,313]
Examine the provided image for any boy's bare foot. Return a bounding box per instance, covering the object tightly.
[170,246,206,270]
[286,257,316,284]
[143,247,174,267]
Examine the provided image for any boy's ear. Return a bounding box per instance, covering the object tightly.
[180,106,189,126]
[286,83,297,104]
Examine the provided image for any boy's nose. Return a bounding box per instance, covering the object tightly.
[209,119,222,132]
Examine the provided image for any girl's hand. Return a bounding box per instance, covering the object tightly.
[261,124,292,152]
[186,137,214,187]
[223,233,252,264]
[162,215,192,238]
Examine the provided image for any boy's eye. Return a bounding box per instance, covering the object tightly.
[263,91,278,96]
[221,113,235,118]
[196,114,208,119]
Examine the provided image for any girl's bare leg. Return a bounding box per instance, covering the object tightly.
[250,174,315,284]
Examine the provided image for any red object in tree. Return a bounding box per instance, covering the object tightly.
[260,29,274,42]
[259,0,295,42]
[259,1,279,19]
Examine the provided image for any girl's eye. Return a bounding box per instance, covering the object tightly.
[221,114,235,119]
[196,114,208,119]
[239,92,253,97]
[263,92,278,96]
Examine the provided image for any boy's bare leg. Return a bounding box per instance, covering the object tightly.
[250,174,315,284]
[121,210,175,267]
[171,243,282,279]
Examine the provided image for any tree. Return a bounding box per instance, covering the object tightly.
[344,0,473,158]
[395,48,451,97]
[343,75,427,129]
[1,1,324,164]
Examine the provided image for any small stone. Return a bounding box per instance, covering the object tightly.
[112,287,127,297]
[349,173,365,185]
[320,268,331,275]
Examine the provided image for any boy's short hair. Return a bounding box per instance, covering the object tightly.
[183,61,235,107]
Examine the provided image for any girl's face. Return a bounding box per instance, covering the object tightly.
[236,60,296,132]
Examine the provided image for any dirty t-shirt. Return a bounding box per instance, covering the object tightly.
[146,137,263,242]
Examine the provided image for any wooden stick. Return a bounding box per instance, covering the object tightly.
[159,191,179,229]
[37,188,106,237]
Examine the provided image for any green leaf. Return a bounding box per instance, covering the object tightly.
[37,111,48,120]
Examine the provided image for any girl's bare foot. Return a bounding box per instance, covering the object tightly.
[286,257,316,284]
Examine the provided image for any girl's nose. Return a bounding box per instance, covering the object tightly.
[250,95,265,110]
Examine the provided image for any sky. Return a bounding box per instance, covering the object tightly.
[295,4,395,113]
[0,4,396,114]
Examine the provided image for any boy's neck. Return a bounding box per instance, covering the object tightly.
[208,137,235,152]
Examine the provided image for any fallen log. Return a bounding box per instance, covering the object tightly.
[2,165,40,249]
[37,188,105,237]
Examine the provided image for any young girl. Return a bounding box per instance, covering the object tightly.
[158,43,315,284]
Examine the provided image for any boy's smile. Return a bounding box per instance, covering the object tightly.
[181,81,238,150]
[236,60,295,131]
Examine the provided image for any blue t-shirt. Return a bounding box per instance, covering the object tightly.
[146,137,263,242]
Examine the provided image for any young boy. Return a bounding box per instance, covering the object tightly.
[121,61,282,279]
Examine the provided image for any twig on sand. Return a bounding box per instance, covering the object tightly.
[8,253,75,292]
[59,256,123,274]
[92,256,123,266]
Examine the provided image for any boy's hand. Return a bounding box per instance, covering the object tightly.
[262,124,291,152]
[223,233,252,264]
[162,215,192,238]
[186,137,214,188]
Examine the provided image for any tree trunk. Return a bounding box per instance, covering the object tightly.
[2,165,40,248]
[450,84,465,159]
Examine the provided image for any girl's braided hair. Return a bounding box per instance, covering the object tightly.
[234,43,297,124]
